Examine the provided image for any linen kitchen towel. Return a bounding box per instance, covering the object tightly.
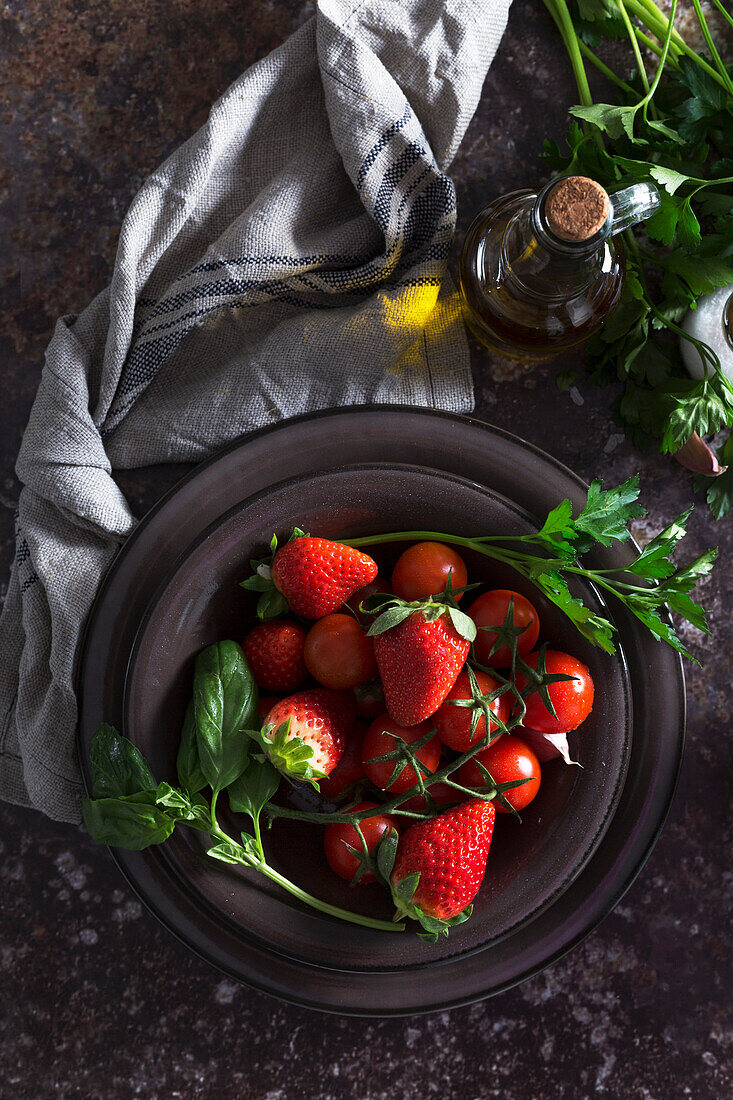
[0,0,512,822]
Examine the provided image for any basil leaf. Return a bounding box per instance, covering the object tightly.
[155,783,214,832]
[207,841,246,865]
[89,723,156,799]
[228,758,280,821]
[176,701,207,794]
[240,832,262,861]
[193,641,259,792]
[82,796,175,850]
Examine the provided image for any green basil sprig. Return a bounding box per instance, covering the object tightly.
[82,642,403,935]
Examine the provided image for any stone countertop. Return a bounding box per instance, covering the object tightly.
[1,1,731,1097]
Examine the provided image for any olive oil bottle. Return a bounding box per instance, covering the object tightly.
[459,175,660,360]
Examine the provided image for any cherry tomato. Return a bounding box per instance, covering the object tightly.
[456,735,541,813]
[352,679,386,720]
[318,724,367,800]
[511,724,568,763]
[467,589,540,667]
[323,802,398,884]
[391,542,468,602]
[517,650,594,735]
[347,576,392,623]
[304,613,378,690]
[362,715,442,794]
[435,668,510,752]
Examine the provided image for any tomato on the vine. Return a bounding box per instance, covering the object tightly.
[391,542,468,601]
[467,589,540,667]
[517,650,594,735]
[400,781,459,812]
[434,669,510,752]
[362,715,441,794]
[304,613,377,689]
[323,802,397,884]
[456,735,541,813]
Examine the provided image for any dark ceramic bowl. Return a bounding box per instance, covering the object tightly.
[78,408,685,1014]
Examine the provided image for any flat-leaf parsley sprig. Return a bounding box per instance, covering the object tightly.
[541,0,733,518]
[340,475,716,662]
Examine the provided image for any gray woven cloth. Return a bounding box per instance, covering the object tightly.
[0,0,511,822]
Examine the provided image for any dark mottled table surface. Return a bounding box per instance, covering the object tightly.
[1,1,731,1097]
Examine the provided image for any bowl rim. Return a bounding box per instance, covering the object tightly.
[77,405,685,1015]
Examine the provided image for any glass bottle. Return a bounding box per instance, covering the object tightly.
[459,175,660,360]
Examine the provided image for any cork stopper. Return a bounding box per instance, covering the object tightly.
[545,176,610,242]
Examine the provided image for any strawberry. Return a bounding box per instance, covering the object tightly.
[371,606,472,726]
[258,689,354,785]
[241,531,378,621]
[243,620,308,692]
[378,799,495,939]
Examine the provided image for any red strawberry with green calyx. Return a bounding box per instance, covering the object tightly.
[256,689,354,786]
[242,529,378,621]
[377,798,495,940]
[368,595,475,726]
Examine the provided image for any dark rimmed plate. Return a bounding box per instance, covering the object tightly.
[77,407,685,1015]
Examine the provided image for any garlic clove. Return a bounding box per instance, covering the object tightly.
[674,432,728,476]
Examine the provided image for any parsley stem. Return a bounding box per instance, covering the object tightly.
[709,0,733,32]
[632,26,682,72]
[639,0,678,119]
[618,0,652,97]
[541,0,593,107]
[623,0,730,92]
[628,0,686,49]
[565,567,655,595]
[690,1,733,93]
[542,0,603,152]
[578,41,636,96]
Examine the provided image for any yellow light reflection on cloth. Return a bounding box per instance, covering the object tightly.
[379,285,463,376]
